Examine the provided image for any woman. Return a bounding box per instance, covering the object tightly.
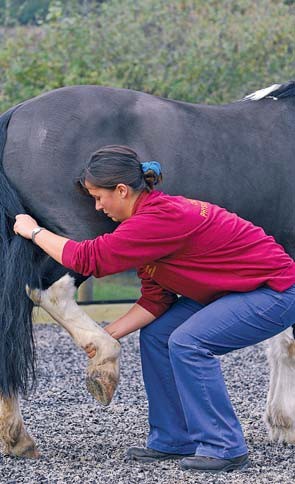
[14,145,295,474]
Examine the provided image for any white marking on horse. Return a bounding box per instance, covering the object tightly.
[37,125,48,145]
[265,327,295,443]
[0,394,39,458]
[242,83,282,101]
[27,274,121,406]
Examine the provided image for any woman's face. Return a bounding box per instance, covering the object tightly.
[84,180,132,222]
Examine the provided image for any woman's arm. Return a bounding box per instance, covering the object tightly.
[13,214,69,263]
[104,303,156,340]
[85,303,156,358]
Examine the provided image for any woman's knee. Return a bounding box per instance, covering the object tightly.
[168,326,212,359]
[168,327,196,353]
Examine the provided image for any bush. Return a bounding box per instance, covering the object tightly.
[0,0,50,26]
[0,0,105,26]
[0,0,294,112]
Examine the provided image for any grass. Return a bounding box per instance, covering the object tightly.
[79,271,141,301]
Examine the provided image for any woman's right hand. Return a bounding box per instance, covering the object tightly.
[14,214,39,239]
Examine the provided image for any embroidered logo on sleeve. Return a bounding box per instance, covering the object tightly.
[145,264,157,277]
[199,201,208,217]
[187,198,208,218]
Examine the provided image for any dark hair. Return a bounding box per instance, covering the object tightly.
[78,145,162,193]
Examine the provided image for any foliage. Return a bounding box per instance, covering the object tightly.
[0,0,50,25]
[0,0,103,25]
[0,0,294,112]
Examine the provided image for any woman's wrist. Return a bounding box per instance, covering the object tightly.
[104,324,120,339]
[31,226,46,244]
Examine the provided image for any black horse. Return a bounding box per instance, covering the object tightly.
[0,81,295,458]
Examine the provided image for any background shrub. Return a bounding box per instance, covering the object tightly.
[0,0,294,110]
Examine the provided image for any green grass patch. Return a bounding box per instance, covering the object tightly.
[93,272,141,300]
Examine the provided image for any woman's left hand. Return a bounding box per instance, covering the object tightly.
[14,214,39,239]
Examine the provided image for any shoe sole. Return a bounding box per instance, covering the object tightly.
[127,453,195,463]
[181,461,250,473]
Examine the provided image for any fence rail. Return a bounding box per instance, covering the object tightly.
[77,298,137,305]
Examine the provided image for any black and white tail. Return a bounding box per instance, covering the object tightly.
[0,106,41,396]
[243,80,295,101]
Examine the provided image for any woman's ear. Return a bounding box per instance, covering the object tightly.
[116,183,129,199]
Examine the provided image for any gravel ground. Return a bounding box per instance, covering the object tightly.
[1,323,295,484]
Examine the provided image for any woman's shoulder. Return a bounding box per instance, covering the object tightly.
[128,190,207,232]
[136,190,190,211]
[138,190,210,218]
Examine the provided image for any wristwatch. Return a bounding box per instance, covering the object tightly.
[31,226,45,244]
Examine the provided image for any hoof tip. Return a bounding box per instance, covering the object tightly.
[86,376,113,406]
[11,445,40,459]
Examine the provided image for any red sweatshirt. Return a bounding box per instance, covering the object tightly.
[62,191,295,317]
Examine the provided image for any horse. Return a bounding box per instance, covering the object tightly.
[0,81,295,458]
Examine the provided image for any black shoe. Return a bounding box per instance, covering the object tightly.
[180,453,249,473]
[126,447,194,463]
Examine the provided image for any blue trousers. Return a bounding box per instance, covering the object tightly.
[139,285,295,459]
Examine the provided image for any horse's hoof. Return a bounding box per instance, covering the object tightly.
[86,372,115,405]
[86,366,118,406]
[86,376,110,405]
[19,446,40,459]
[10,443,40,459]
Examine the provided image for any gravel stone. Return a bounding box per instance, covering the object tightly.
[1,323,295,483]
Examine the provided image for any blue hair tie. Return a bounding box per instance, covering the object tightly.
[141,161,162,176]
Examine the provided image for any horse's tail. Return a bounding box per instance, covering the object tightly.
[0,105,41,396]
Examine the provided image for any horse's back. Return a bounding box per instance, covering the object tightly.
[1,85,193,238]
[2,84,295,254]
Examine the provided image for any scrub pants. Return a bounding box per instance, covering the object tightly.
[139,285,295,459]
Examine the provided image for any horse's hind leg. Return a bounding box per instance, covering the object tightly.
[265,327,295,443]
[28,273,121,406]
[0,394,39,458]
